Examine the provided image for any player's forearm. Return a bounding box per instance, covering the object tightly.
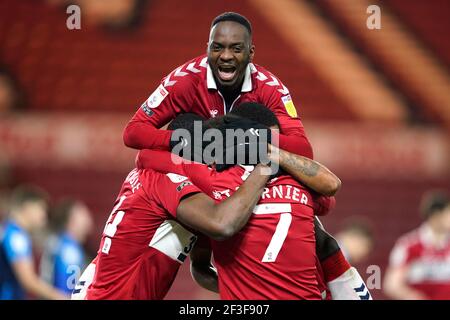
[190,263,219,293]
[276,132,314,159]
[136,150,185,175]
[214,164,270,239]
[123,120,172,150]
[269,145,341,196]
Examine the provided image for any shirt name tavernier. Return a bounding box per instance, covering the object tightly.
[213,184,309,205]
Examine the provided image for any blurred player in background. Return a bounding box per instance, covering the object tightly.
[335,218,374,265]
[0,185,66,299]
[384,191,450,300]
[40,199,94,295]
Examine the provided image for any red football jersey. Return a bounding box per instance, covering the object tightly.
[85,168,201,300]
[123,54,313,158]
[388,224,450,300]
[136,150,321,299]
[208,167,321,300]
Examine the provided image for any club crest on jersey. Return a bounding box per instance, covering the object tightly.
[281,95,297,118]
[212,189,231,200]
[209,109,219,118]
[146,84,169,109]
[141,102,154,117]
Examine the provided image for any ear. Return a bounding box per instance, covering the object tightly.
[249,44,255,62]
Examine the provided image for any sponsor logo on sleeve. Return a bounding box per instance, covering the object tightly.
[281,95,298,118]
[141,102,154,117]
[146,84,169,109]
[176,181,193,192]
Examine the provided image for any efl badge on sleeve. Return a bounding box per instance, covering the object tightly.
[281,95,298,118]
[146,84,169,109]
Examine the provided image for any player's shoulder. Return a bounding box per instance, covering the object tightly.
[4,222,29,241]
[145,170,191,191]
[2,222,31,253]
[389,228,424,265]
[395,228,423,250]
[161,54,208,89]
[250,63,290,96]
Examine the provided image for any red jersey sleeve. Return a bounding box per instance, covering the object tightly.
[136,150,186,175]
[152,172,201,218]
[258,73,314,159]
[313,195,336,216]
[123,66,198,150]
[136,150,215,196]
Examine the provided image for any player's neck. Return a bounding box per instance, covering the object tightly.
[218,84,240,99]
[426,220,449,246]
[218,81,243,112]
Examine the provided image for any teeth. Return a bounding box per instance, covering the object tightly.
[218,69,236,81]
[219,70,236,81]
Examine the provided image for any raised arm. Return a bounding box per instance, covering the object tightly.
[260,74,314,159]
[136,149,215,195]
[123,111,173,150]
[123,69,196,150]
[269,145,341,196]
[176,164,270,241]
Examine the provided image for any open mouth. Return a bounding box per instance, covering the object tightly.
[218,65,237,81]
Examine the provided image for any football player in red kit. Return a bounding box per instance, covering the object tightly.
[71,159,270,299]
[123,11,369,300]
[136,109,342,299]
[123,12,312,158]
[137,104,372,299]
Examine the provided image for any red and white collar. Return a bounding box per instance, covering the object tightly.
[206,63,254,93]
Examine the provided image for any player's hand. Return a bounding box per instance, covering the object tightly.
[215,116,272,172]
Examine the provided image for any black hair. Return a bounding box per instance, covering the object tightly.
[231,102,280,128]
[168,113,205,131]
[10,185,48,210]
[211,12,252,36]
[420,191,449,220]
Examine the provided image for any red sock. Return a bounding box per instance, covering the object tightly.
[321,249,351,283]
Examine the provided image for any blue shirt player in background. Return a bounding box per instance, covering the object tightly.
[0,185,66,299]
[40,199,94,294]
